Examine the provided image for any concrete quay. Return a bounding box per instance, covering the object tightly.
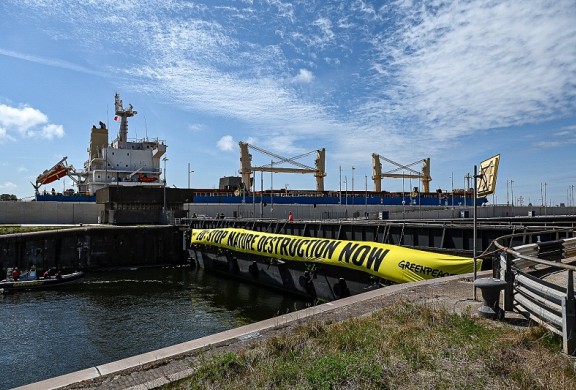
[15,270,525,390]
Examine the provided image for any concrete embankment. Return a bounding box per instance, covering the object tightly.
[16,270,517,390]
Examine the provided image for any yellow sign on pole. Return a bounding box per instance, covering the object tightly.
[477,154,500,197]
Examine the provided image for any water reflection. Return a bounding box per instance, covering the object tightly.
[0,266,308,389]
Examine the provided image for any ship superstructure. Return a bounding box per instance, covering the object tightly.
[34,93,166,200]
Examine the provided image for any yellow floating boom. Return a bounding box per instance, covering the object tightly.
[191,228,480,284]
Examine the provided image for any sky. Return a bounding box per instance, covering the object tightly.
[0,0,575,207]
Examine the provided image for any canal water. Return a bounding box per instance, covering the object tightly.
[0,266,309,389]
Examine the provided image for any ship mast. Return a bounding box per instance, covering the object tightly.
[114,93,137,142]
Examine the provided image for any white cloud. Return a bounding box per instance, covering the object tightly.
[217,135,235,151]
[367,0,576,141]
[0,103,64,140]
[533,123,576,148]
[292,69,314,84]
[0,181,18,191]
[0,104,47,133]
[40,124,65,140]
[187,123,205,133]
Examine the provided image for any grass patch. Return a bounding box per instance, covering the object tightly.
[165,302,576,390]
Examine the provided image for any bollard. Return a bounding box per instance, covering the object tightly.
[474,277,508,320]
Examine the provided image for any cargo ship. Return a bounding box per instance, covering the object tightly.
[34,93,167,202]
[32,95,488,207]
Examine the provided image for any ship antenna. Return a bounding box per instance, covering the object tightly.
[114,92,137,143]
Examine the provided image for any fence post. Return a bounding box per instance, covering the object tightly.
[500,251,514,312]
[562,270,576,355]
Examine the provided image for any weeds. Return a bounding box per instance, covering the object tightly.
[166,301,576,390]
[0,225,70,235]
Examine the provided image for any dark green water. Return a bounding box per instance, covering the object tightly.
[0,266,308,389]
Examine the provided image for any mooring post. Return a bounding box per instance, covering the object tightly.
[474,277,507,320]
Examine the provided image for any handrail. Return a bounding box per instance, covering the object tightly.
[491,228,576,355]
[492,228,576,272]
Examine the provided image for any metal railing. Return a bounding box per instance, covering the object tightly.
[492,228,576,355]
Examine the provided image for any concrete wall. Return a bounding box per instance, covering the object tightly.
[0,201,574,225]
[0,202,102,224]
[0,225,187,274]
[184,203,576,221]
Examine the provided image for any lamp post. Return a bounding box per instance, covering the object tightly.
[510,180,514,207]
[187,163,194,189]
[162,157,168,223]
[339,165,342,204]
[450,172,454,207]
[365,174,368,215]
[352,166,355,192]
[344,177,348,206]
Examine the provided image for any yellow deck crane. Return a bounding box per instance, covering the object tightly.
[239,142,326,193]
[372,154,431,193]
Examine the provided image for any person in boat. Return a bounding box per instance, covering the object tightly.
[55,270,62,280]
[43,269,50,279]
[12,267,20,281]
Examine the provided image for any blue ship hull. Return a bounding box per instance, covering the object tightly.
[35,190,487,207]
[36,194,96,202]
[192,194,486,207]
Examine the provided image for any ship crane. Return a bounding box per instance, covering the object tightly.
[239,142,326,193]
[372,154,431,193]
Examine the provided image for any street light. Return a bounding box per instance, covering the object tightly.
[339,165,342,204]
[188,163,194,189]
[510,179,514,207]
[450,172,454,207]
[344,176,348,206]
[162,157,168,221]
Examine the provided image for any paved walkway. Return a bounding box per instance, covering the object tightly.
[17,270,524,390]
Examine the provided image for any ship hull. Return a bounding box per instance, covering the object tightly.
[192,194,486,206]
[188,247,385,302]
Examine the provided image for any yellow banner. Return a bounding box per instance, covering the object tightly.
[190,228,480,284]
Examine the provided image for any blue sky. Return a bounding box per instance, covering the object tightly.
[0,0,575,206]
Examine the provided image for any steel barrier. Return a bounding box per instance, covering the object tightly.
[493,229,576,355]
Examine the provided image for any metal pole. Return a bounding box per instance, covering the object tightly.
[544,182,547,215]
[365,174,368,215]
[260,171,263,218]
[344,177,348,206]
[473,165,478,300]
[339,165,342,205]
[163,157,168,224]
[511,179,514,208]
[451,172,454,207]
[463,175,466,207]
[188,163,194,189]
